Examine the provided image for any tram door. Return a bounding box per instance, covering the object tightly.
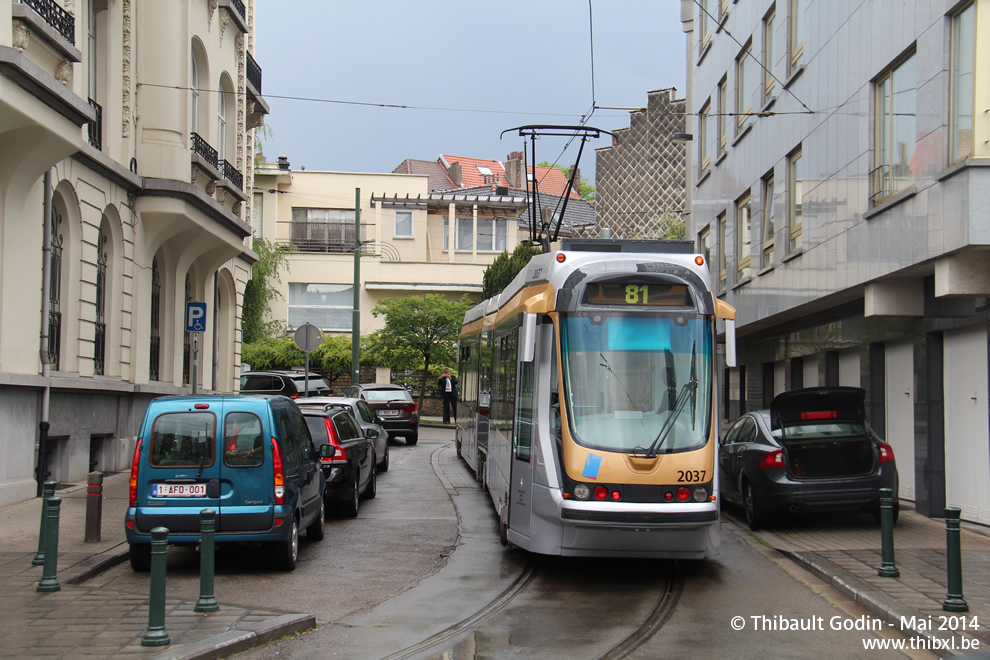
[509,324,539,541]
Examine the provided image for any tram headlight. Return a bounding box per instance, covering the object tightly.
[573,484,591,500]
[693,486,707,502]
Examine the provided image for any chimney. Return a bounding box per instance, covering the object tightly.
[504,152,525,189]
[570,166,581,196]
[448,162,462,187]
[277,155,290,171]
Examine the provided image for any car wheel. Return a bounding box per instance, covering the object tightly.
[363,460,377,500]
[307,497,326,541]
[406,432,418,446]
[276,517,299,571]
[129,543,151,572]
[378,444,389,472]
[338,476,360,518]
[743,482,764,531]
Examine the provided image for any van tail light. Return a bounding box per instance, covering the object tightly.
[758,449,784,470]
[321,419,347,465]
[272,438,286,504]
[129,438,142,507]
[877,442,896,464]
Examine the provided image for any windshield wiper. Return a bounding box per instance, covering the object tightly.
[642,379,697,458]
[196,441,210,478]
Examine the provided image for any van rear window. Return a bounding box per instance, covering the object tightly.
[224,412,265,467]
[150,412,215,467]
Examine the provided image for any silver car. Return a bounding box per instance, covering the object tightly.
[296,396,390,472]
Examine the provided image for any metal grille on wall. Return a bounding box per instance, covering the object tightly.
[150,259,161,381]
[48,208,63,371]
[94,227,107,375]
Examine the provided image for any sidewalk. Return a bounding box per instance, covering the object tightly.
[3,444,989,657]
[740,506,990,655]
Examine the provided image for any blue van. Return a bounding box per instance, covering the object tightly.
[125,395,327,571]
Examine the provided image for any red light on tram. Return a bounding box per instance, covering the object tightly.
[611,490,621,501]
[556,253,566,263]
[664,492,674,502]
[593,485,609,500]
[695,255,705,266]
[675,487,691,502]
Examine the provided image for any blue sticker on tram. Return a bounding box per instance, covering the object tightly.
[582,453,602,480]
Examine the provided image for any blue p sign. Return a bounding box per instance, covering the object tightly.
[185,302,207,332]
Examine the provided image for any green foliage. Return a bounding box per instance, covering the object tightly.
[482,243,544,299]
[537,161,596,202]
[240,337,303,370]
[241,237,289,344]
[659,214,686,240]
[370,294,474,405]
[254,122,273,168]
[311,335,358,384]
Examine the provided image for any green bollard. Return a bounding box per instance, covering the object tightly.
[141,527,171,647]
[194,509,219,613]
[877,488,900,578]
[32,481,57,566]
[943,508,969,612]
[36,496,61,592]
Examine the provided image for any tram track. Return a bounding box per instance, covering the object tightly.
[598,560,684,659]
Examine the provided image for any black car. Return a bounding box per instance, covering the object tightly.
[343,383,419,445]
[296,396,390,472]
[302,407,376,517]
[719,387,899,530]
[240,371,332,399]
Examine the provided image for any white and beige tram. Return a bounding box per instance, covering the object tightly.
[455,239,736,559]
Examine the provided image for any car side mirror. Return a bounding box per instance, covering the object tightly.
[320,444,336,459]
[365,428,377,439]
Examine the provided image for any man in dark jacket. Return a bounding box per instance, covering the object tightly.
[438,367,458,424]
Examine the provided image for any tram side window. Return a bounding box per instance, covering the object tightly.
[516,359,534,461]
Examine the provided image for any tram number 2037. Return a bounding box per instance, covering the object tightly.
[678,470,707,483]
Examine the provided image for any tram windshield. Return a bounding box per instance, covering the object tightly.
[560,312,713,454]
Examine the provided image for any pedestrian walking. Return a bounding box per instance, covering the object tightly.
[438,368,458,424]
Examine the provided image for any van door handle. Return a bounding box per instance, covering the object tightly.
[208,479,220,498]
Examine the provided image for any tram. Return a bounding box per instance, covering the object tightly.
[455,239,736,559]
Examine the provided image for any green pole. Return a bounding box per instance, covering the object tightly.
[877,488,899,577]
[36,496,61,592]
[194,509,219,612]
[141,527,171,646]
[33,480,56,566]
[352,187,361,385]
[943,507,969,612]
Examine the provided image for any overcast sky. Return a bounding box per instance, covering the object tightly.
[254,0,687,184]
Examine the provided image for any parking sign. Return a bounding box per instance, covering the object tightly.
[185,302,207,332]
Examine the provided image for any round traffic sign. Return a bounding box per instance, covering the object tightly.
[294,323,323,352]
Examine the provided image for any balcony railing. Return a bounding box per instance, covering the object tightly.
[222,159,243,190]
[20,0,74,45]
[279,221,375,254]
[228,0,246,23]
[246,51,262,94]
[190,133,219,169]
[87,98,102,150]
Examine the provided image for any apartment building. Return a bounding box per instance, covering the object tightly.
[0,0,265,504]
[684,0,990,523]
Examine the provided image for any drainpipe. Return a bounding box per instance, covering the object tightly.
[37,170,53,497]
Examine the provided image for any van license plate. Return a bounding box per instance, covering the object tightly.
[153,483,207,497]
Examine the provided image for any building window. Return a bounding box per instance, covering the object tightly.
[190,53,200,135]
[950,2,975,164]
[290,208,358,253]
[763,5,776,100]
[736,40,755,128]
[762,172,775,268]
[394,210,413,237]
[478,218,506,251]
[94,223,108,376]
[699,225,712,267]
[700,0,713,52]
[443,216,449,250]
[717,76,728,154]
[288,283,353,331]
[700,99,713,171]
[719,0,729,21]
[872,52,917,204]
[457,217,473,250]
[217,85,226,162]
[736,192,752,281]
[788,147,803,252]
[150,257,161,381]
[788,0,803,75]
[718,212,727,290]
[252,192,263,238]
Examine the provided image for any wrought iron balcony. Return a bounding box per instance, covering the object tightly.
[190,133,219,170]
[19,0,74,45]
[87,98,102,150]
[228,0,246,23]
[222,160,243,190]
[279,221,375,254]
[247,51,262,94]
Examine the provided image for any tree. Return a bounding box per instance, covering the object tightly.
[241,237,289,344]
[370,294,474,407]
[537,161,595,202]
[482,243,544,299]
